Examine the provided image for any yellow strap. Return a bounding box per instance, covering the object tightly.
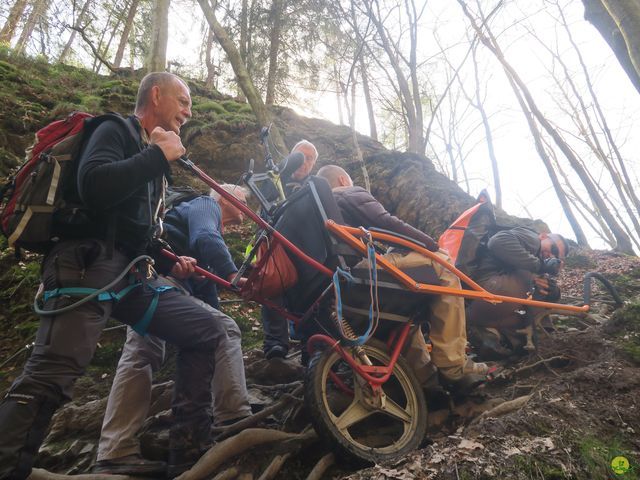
[46,159,61,205]
[8,206,55,247]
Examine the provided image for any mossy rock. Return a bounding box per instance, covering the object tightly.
[79,95,104,113]
[0,147,20,175]
[220,100,245,113]
[192,101,226,115]
[0,60,20,81]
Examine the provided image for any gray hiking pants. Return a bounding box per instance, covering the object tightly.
[0,239,224,479]
[97,280,251,461]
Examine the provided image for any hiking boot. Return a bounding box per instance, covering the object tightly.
[265,345,288,360]
[91,454,166,476]
[438,365,487,395]
[464,357,493,375]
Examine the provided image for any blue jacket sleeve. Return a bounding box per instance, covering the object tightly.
[183,197,238,279]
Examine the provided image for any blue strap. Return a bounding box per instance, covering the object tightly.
[42,283,141,304]
[130,285,178,336]
[43,282,178,337]
[333,241,379,347]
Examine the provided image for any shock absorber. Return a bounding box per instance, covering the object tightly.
[332,311,372,366]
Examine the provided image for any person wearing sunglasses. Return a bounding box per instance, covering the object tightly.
[465,226,569,359]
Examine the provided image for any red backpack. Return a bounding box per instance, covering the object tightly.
[0,111,134,254]
[438,190,497,276]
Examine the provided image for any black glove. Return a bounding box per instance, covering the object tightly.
[540,257,562,275]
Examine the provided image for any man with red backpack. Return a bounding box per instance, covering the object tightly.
[0,72,232,479]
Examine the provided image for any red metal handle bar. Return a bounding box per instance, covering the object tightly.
[326,221,590,314]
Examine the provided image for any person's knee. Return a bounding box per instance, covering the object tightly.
[218,314,241,341]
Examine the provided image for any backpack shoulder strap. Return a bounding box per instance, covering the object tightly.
[87,113,143,152]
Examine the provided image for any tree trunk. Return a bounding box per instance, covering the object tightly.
[14,0,48,54]
[265,0,283,105]
[595,0,640,92]
[197,0,287,154]
[359,53,378,141]
[147,0,170,72]
[363,0,424,154]
[470,45,501,209]
[334,63,344,125]
[114,0,140,68]
[240,0,248,64]
[92,6,113,72]
[582,0,640,94]
[0,0,28,44]
[95,11,122,74]
[404,0,425,153]
[59,0,92,63]
[343,72,370,192]
[204,27,216,88]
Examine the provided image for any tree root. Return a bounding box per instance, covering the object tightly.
[256,453,291,480]
[176,428,317,480]
[212,467,240,480]
[305,453,335,480]
[469,394,532,427]
[515,356,569,375]
[213,385,303,440]
[251,381,302,392]
[28,469,135,480]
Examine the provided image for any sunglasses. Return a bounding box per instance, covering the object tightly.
[550,242,563,260]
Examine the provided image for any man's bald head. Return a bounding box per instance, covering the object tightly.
[316,165,353,189]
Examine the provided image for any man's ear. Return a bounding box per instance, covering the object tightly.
[339,175,349,187]
[151,85,161,107]
[539,232,549,240]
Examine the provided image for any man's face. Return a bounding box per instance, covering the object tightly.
[220,190,247,225]
[155,80,192,134]
[291,145,317,181]
[540,235,566,262]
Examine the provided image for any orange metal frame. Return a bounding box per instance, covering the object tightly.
[326,220,590,314]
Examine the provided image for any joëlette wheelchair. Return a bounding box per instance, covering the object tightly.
[166,157,590,464]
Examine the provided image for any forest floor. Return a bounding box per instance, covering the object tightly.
[1,247,639,480]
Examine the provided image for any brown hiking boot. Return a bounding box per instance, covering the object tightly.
[438,364,487,395]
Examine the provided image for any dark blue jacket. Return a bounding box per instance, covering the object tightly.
[164,196,237,309]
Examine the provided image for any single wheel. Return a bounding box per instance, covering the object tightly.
[304,338,427,464]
